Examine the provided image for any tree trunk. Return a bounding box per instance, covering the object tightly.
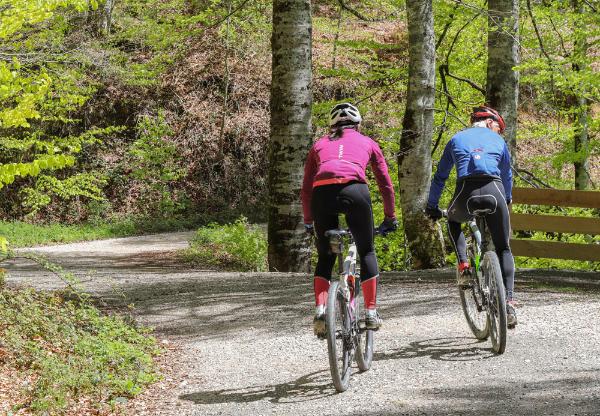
[91,0,115,36]
[268,0,312,272]
[486,0,519,162]
[573,96,590,190]
[572,0,590,190]
[398,0,445,270]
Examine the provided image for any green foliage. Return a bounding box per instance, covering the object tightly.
[127,113,188,217]
[186,217,268,271]
[0,0,127,227]
[0,286,158,413]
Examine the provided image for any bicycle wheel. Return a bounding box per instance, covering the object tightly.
[353,278,373,371]
[482,251,507,354]
[326,281,351,392]
[458,266,490,340]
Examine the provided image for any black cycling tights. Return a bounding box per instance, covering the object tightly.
[311,182,378,282]
[447,178,515,300]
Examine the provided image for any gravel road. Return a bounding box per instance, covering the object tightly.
[4,233,600,416]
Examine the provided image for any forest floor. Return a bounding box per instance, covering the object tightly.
[3,232,600,416]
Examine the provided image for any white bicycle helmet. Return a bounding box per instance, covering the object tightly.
[330,102,362,127]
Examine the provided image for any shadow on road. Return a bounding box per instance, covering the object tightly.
[179,370,337,404]
[374,337,495,362]
[347,371,600,415]
[88,274,455,340]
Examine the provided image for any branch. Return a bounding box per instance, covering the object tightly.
[514,168,554,189]
[355,78,402,104]
[337,0,377,21]
[445,8,483,63]
[431,105,449,156]
[435,3,460,50]
[444,68,486,95]
[336,0,400,22]
[582,0,597,12]
[432,108,468,128]
[206,0,252,30]
[548,15,569,57]
[525,0,553,65]
[438,64,457,108]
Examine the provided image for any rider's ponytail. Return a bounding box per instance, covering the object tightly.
[329,122,358,140]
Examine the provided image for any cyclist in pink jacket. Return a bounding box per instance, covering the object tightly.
[301,103,398,337]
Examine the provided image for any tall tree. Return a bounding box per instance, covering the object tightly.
[267,0,312,272]
[486,0,519,160]
[398,0,445,269]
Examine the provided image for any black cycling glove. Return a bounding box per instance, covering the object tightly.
[304,223,314,236]
[425,205,443,221]
[378,217,398,236]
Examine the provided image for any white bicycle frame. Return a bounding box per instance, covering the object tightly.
[339,242,357,301]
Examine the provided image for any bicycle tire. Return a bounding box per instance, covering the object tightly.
[354,278,374,371]
[326,281,351,392]
[482,251,507,354]
[458,267,490,340]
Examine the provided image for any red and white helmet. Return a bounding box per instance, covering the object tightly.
[470,105,506,133]
[330,103,362,127]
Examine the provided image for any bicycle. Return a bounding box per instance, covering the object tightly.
[442,208,508,354]
[323,228,379,392]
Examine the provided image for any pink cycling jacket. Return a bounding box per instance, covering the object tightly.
[301,128,396,224]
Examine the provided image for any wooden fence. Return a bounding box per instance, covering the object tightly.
[510,187,600,262]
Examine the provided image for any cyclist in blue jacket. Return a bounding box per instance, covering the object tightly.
[425,106,517,328]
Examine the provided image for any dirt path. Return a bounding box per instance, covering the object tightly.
[4,233,600,415]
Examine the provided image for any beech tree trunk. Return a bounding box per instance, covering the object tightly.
[91,0,115,36]
[267,0,312,272]
[486,0,519,161]
[398,0,445,270]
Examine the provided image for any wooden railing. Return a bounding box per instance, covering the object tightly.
[510,187,600,262]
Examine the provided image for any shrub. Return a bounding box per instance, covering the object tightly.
[185,217,268,271]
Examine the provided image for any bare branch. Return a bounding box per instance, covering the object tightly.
[443,66,486,95]
[206,0,253,30]
[432,107,468,128]
[435,3,460,49]
[337,0,377,21]
[582,0,597,12]
[445,8,483,63]
[525,0,554,65]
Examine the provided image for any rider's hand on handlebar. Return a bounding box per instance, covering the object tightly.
[425,205,444,221]
[377,216,398,236]
[304,223,315,236]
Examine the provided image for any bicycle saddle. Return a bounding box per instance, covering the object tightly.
[325,229,349,238]
[472,208,494,216]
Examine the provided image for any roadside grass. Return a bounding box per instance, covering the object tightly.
[183,217,268,272]
[0,217,195,248]
[0,269,160,414]
[182,214,599,273]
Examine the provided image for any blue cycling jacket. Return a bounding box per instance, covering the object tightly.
[427,127,512,208]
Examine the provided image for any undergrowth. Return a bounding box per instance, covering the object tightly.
[0,258,160,414]
[185,217,268,272]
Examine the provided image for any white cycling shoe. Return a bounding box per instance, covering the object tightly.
[365,308,382,330]
[313,305,326,338]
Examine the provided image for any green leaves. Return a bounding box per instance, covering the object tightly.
[0,155,76,189]
[0,0,94,40]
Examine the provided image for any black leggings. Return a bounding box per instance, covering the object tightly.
[447,178,515,300]
[311,182,378,282]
